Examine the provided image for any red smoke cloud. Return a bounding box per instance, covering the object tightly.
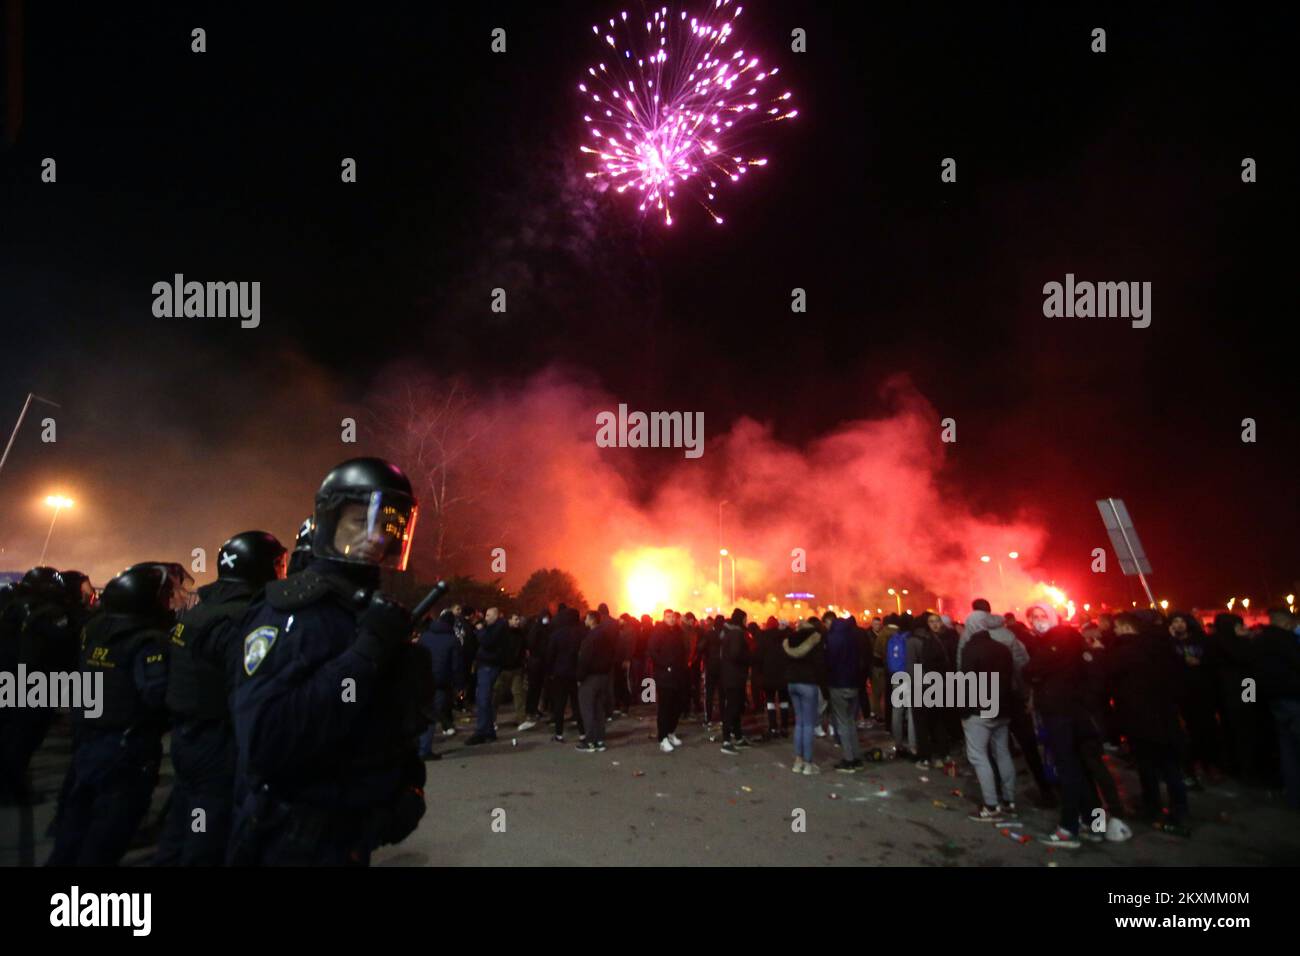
[371,366,1051,618]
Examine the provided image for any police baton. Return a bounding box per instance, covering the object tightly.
[410,579,450,628]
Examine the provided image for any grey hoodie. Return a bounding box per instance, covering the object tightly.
[958,610,1029,692]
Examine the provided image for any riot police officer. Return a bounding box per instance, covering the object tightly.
[0,569,93,804]
[47,563,177,865]
[154,532,286,866]
[287,516,315,575]
[2,568,77,803]
[229,457,431,866]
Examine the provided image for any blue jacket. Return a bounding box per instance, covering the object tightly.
[825,618,862,689]
[420,615,464,690]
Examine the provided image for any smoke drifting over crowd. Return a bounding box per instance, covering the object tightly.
[2,348,1050,618]
[366,364,1051,618]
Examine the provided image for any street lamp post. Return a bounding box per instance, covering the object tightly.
[0,393,61,479]
[719,549,736,607]
[39,495,73,565]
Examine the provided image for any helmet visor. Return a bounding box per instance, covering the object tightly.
[314,490,418,571]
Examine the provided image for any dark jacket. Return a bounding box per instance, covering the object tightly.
[578,616,617,680]
[702,624,724,674]
[1248,625,1300,701]
[757,625,787,688]
[544,609,583,680]
[524,616,551,675]
[475,619,509,668]
[825,618,861,689]
[1022,625,1089,720]
[782,626,826,686]
[960,630,1013,720]
[649,623,688,687]
[720,623,750,688]
[419,614,465,690]
[502,625,526,670]
[1107,628,1184,744]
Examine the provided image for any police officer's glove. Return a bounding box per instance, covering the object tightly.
[354,592,413,663]
[376,785,426,847]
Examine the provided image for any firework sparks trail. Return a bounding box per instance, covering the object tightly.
[577,2,797,225]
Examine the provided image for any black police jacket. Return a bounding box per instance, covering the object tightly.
[75,611,170,734]
[232,563,429,813]
[167,578,257,722]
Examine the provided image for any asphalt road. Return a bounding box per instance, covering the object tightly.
[5,704,1298,866]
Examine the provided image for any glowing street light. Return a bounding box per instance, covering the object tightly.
[1159,599,1169,611]
[979,555,991,563]
[39,495,74,564]
[1227,597,1236,611]
[717,548,735,607]
[1008,551,1019,560]
[886,587,902,614]
[1241,598,1251,610]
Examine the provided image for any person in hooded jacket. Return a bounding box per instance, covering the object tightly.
[1169,611,1222,785]
[1247,608,1300,809]
[823,613,864,771]
[1206,612,1271,785]
[871,616,896,728]
[909,613,952,768]
[758,616,791,738]
[1023,624,1093,848]
[544,607,584,741]
[783,618,827,774]
[703,615,725,728]
[520,610,552,730]
[1107,612,1190,834]
[719,609,751,754]
[419,609,465,747]
[960,621,1017,821]
[576,607,617,751]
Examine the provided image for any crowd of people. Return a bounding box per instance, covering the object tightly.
[424,596,1300,849]
[1,455,1298,865]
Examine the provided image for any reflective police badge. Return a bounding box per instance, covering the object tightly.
[243,626,279,676]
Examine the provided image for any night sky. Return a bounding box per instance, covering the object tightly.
[1,1,1295,608]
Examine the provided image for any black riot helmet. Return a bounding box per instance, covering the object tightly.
[217,531,288,587]
[288,515,315,575]
[22,566,64,600]
[311,458,418,571]
[102,563,184,616]
[58,570,95,609]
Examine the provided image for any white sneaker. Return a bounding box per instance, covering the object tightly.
[792,756,805,773]
[442,727,456,737]
[517,720,537,732]
[802,761,821,775]
[668,733,683,747]
[1105,817,1133,842]
[814,726,827,738]
[660,738,675,753]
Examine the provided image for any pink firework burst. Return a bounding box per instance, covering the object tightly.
[578,2,797,226]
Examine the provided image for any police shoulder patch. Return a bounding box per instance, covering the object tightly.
[243,625,280,676]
